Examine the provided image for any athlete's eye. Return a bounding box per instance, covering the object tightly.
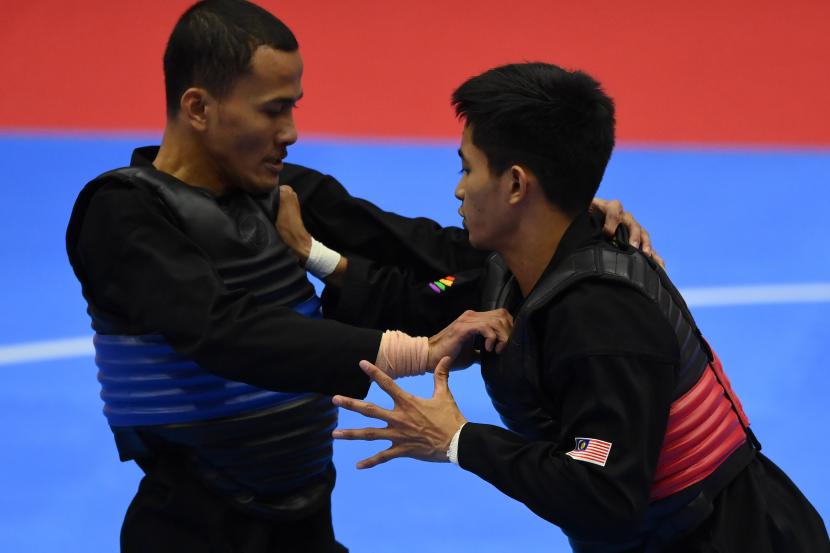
[263,102,299,118]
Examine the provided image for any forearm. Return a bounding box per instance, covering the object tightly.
[321,255,482,335]
[112,267,381,398]
[455,354,676,540]
[78,186,381,398]
[171,296,381,398]
[298,173,487,280]
[279,170,487,332]
[457,423,644,540]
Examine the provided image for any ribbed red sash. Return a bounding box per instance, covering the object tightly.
[649,348,749,501]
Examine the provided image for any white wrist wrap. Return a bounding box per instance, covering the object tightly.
[448,424,465,465]
[306,237,341,279]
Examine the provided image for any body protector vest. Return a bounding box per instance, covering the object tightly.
[79,166,337,520]
[480,233,759,550]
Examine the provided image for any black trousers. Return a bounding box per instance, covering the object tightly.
[121,472,347,553]
[569,452,829,553]
[669,453,829,553]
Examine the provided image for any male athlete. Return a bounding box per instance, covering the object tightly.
[331,63,830,552]
[66,2,512,551]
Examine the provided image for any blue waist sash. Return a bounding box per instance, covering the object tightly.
[96,295,322,427]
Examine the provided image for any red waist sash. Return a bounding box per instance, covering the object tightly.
[650,348,749,501]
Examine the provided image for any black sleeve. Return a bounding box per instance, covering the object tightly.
[72,182,380,398]
[321,256,483,336]
[284,168,489,334]
[457,282,679,541]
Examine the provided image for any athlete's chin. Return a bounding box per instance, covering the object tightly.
[466,231,491,251]
[246,173,280,194]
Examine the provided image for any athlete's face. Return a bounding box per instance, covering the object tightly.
[455,126,516,250]
[204,46,302,194]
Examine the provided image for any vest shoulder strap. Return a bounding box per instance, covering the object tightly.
[87,166,277,222]
[487,239,712,402]
[523,243,699,335]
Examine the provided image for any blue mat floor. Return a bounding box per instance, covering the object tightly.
[0,134,827,551]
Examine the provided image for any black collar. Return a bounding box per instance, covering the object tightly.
[130,146,159,167]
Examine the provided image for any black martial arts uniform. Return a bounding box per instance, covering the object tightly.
[255,165,829,551]
[458,213,829,552]
[66,147,483,552]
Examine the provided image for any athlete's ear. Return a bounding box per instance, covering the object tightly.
[507,165,531,205]
[179,88,213,132]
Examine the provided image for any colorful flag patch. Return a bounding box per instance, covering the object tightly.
[565,437,612,467]
[428,275,456,294]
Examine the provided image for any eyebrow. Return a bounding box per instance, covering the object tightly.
[264,91,304,105]
[457,148,467,161]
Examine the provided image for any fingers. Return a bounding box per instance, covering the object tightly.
[332,394,393,421]
[481,309,512,351]
[275,185,312,264]
[494,308,513,338]
[463,309,512,345]
[358,359,406,400]
[432,356,452,397]
[429,308,514,366]
[614,210,650,251]
[650,250,667,269]
[617,212,664,267]
[485,307,513,331]
[277,186,300,213]
[278,184,297,201]
[624,212,643,249]
[592,198,624,236]
[594,199,660,257]
[494,339,509,354]
[452,309,513,353]
[638,230,652,254]
[484,336,495,352]
[356,446,401,469]
[332,426,390,441]
[474,327,497,352]
[471,326,499,353]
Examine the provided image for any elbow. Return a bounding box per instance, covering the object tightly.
[595,507,648,540]
[564,484,651,542]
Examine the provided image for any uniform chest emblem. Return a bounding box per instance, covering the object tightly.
[237,214,269,249]
[428,275,456,294]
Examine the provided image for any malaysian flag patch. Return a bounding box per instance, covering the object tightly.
[565,437,612,467]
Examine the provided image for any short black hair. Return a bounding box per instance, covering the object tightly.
[164,0,298,116]
[452,63,615,216]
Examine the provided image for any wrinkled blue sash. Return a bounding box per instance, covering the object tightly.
[96,295,322,427]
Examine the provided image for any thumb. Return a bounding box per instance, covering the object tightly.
[432,356,452,397]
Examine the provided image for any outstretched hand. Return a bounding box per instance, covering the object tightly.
[333,356,466,469]
[590,197,666,268]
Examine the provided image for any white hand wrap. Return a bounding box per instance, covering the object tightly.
[306,237,341,279]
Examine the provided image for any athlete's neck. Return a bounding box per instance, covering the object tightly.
[154,124,229,197]
[499,205,573,298]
